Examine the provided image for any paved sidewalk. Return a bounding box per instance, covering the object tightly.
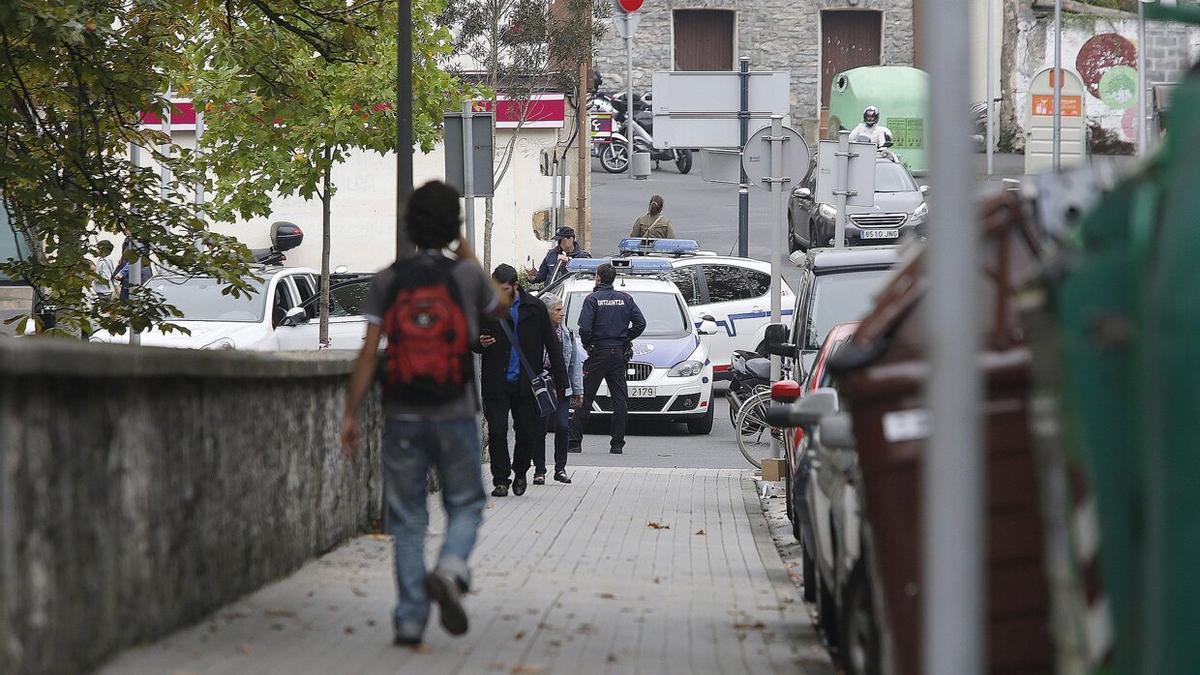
[101,467,832,674]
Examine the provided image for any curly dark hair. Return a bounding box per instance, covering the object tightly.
[406,181,461,250]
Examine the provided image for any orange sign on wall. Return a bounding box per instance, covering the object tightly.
[1031,94,1082,117]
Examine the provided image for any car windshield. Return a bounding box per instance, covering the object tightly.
[566,290,690,338]
[805,270,892,349]
[149,277,267,323]
[875,162,918,193]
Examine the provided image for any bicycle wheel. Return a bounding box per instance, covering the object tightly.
[734,389,775,469]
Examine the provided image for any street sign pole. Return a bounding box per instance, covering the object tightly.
[738,57,751,257]
[767,114,785,383]
[1137,0,1148,157]
[1053,0,1063,171]
[986,0,995,175]
[833,130,852,249]
[625,17,635,180]
[462,100,476,249]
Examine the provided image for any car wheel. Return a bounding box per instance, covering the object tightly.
[840,566,882,675]
[687,399,714,434]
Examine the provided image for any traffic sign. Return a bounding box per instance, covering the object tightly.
[651,70,791,148]
[617,0,643,12]
[741,124,809,189]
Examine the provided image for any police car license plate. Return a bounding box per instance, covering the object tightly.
[861,229,899,240]
[629,387,655,398]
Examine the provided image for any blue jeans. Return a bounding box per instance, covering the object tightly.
[382,417,487,630]
[553,394,571,473]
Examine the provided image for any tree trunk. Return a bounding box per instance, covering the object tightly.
[319,147,332,348]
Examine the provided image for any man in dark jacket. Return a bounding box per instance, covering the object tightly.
[568,263,646,455]
[529,226,590,285]
[477,264,568,496]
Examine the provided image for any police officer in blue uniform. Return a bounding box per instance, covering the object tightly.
[568,263,647,454]
[529,226,590,285]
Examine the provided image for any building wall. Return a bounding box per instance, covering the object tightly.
[1002,3,1200,153]
[593,0,916,142]
[151,129,563,276]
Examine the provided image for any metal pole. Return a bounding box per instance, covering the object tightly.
[625,17,635,180]
[833,130,850,249]
[462,100,476,249]
[559,153,568,228]
[738,56,751,257]
[550,155,559,236]
[986,0,995,175]
[1137,0,1148,157]
[397,0,414,256]
[922,0,983,674]
[1052,0,1063,171]
[768,115,784,459]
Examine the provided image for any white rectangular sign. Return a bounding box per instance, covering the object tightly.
[652,71,791,148]
[816,140,876,207]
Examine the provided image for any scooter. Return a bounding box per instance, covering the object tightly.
[597,92,693,175]
[727,349,772,427]
[248,221,304,266]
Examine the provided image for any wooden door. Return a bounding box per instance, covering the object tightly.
[820,10,882,109]
[674,10,734,71]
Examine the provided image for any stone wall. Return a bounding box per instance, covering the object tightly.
[593,0,915,143]
[1001,0,1200,153]
[0,340,382,675]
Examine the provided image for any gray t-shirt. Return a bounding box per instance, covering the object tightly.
[363,252,498,420]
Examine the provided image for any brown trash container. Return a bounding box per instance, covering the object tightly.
[831,194,1054,674]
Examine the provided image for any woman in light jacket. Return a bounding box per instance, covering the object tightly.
[541,293,583,484]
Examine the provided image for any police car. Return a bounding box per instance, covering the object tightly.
[617,238,797,379]
[545,256,719,434]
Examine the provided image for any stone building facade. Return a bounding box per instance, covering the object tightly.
[593,0,917,142]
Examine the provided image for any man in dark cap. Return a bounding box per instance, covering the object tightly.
[529,226,590,285]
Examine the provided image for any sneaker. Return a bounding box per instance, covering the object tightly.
[491,484,509,497]
[554,470,572,484]
[425,569,469,636]
[567,445,582,454]
[512,475,528,496]
[532,473,546,486]
[393,620,424,647]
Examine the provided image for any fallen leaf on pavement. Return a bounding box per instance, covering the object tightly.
[733,621,767,630]
[695,529,706,535]
[512,665,544,673]
[344,626,355,635]
[237,643,253,656]
[607,654,619,663]
[351,587,368,597]
[367,618,377,627]
[411,644,435,654]
[264,608,296,618]
[598,592,616,600]
[514,630,527,641]
[647,522,670,530]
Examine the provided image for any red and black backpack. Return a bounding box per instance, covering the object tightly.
[380,254,472,403]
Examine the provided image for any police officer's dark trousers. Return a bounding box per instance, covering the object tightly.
[483,382,542,486]
[569,346,629,450]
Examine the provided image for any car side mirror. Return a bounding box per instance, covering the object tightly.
[763,323,795,357]
[793,187,812,200]
[816,412,855,449]
[791,387,840,426]
[698,315,719,336]
[281,306,308,327]
[919,184,930,195]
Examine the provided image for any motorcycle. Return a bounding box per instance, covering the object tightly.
[727,349,773,427]
[595,91,693,175]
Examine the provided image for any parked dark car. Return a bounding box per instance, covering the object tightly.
[787,154,928,252]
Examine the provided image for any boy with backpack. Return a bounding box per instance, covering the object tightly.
[340,181,510,648]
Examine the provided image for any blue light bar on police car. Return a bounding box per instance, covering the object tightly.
[617,238,701,256]
[565,257,673,275]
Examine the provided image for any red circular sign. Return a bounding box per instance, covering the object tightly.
[618,0,644,12]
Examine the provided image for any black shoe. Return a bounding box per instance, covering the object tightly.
[512,475,527,496]
[532,473,546,485]
[491,484,509,497]
[554,470,572,484]
[425,569,469,636]
[393,631,422,647]
[609,444,624,455]
[567,445,582,453]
